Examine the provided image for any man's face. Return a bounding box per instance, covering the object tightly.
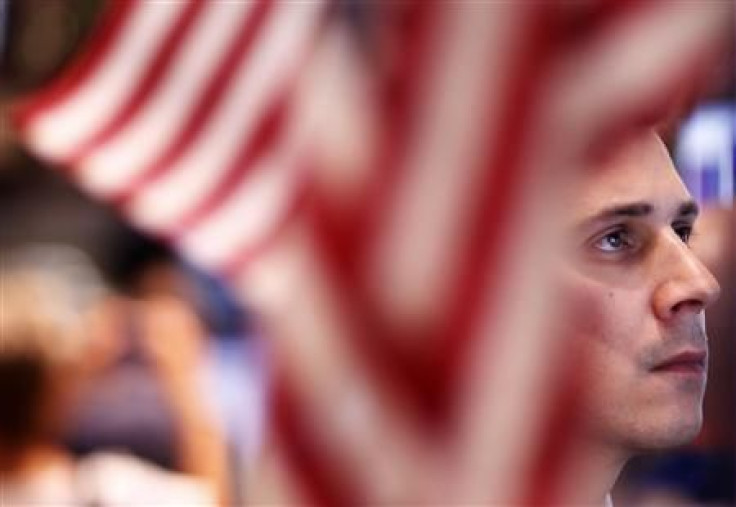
[562,132,721,455]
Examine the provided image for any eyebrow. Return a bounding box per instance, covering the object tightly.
[596,202,654,220]
[676,200,700,218]
[580,199,699,229]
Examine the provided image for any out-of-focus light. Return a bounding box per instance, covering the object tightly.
[676,103,734,208]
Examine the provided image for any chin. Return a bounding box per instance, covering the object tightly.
[627,409,703,452]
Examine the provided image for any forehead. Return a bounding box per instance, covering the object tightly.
[571,132,691,221]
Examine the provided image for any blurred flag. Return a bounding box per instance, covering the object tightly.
[14,0,325,273]
[12,0,730,504]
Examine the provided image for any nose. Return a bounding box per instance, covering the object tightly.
[652,231,721,322]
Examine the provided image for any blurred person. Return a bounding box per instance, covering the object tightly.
[68,235,245,503]
[83,292,232,505]
[0,263,223,505]
[66,238,207,470]
[555,130,721,505]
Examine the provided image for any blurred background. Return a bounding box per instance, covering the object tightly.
[0,1,266,504]
[0,1,733,505]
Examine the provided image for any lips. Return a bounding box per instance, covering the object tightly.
[651,350,707,374]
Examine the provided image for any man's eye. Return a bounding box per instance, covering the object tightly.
[673,224,693,244]
[594,229,634,253]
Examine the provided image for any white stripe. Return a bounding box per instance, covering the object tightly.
[176,140,301,271]
[78,0,256,195]
[127,1,321,232]
[26,1,185,160]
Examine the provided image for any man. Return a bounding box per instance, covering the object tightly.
[558,130,721,505]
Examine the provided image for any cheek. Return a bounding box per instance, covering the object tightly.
[561,280,619,345]
[559,279,648,390]
[561,273,647,346]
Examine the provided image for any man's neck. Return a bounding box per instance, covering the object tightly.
[556,439,630,505]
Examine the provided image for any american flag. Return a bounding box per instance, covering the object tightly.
[11,0,730,504]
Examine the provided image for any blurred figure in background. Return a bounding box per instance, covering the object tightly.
[0,249,225,505]
[66,235,263,504]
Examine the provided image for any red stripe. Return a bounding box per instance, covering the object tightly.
[107,0,275,206]
[524,330,588,506]
[271,373,362,507]
[62,0,206,167]
[12,0,138,130]
[556,0,652,49]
